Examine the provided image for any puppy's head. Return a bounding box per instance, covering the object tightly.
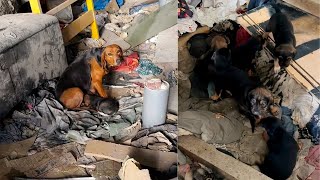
[209,47,232,74]
[253,34,266,51]
[210,35,229,51]
[260,116,282,137]
[97,98,119,115]
[248,87,275,123]
[101,44,123,69]
[275,44,296,67]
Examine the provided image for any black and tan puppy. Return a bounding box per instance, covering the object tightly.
[264,6,296,73]
[209,48,280,132]
[56,44,123,109]
[260,116,298,180]
[83,95,119,115]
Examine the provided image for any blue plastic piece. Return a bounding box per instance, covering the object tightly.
[82,0,124,12]
[136,59,163,76]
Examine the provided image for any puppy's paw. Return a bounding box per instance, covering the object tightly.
[273,65,281,74]
[210,90,222,101]
[270,104,281,118]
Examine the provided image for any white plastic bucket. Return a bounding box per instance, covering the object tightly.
[142,80,170,128]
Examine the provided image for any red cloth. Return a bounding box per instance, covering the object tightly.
[112,52,139,73]
[235,27,252,47]
[305,145,320,180]
[305,145,320,169]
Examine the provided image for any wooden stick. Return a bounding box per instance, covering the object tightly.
[178,135,272,180]
[46,0,78,16]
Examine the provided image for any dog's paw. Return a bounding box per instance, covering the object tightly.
[273,65,281,74]
[270,104,281,118]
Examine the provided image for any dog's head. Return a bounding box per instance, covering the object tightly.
[247,87,277,123]
[253,34,267,51]
[275,44,296,67]
[101,44,123,69]
[210,35,230,51]
[260,116,282,138]
[97,98,119,115]
[208,48,232,76]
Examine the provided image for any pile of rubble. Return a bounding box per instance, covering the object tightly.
[0,0,178,179]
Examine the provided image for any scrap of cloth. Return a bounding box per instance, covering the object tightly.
[112,52,140,73]
[135,59,163,76]
[178,110,244,144]
[0,79,143,151]
[178,0,193,18]
[307,107,320,144]
[131,124,177,152]
[305,145,320,179]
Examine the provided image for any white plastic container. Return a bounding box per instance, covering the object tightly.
[142,80,170,128]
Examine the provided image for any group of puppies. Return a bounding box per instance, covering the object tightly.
[189,5,298,180]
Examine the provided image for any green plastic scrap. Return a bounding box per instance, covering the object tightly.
[136,59,163,76]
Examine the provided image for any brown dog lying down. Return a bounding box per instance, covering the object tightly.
[263,5,296,73]
[56,44,123,109]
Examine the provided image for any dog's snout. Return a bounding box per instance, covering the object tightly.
[283,58,292,67]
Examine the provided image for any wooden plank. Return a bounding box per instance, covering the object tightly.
[46,0,78,16]
[0,158,11,180]
[283,0,320,18]
[0,136,36,159]
[125,0,177,47]
[178,135,272,180]
[86,0,100,40]
[84,140,177,171]
[8,142,80,173]
[29,0,42,14]
[287,49,320,91]
[25,153,76,178]
[62,10,94,43]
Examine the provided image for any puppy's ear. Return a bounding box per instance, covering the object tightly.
[225,36,230,45]
[291,47,297,58]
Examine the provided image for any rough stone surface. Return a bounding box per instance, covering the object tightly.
[0,0,17,16]
[0,14,67,119]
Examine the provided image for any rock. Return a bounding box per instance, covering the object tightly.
[0,0,17,16]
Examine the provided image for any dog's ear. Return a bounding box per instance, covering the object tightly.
[224,35,230,45]
[118,45,123,56]
[101,49,107,69]
[291,47,297,58]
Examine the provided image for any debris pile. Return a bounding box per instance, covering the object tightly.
[0,0,177,179]
[177,0,319,179]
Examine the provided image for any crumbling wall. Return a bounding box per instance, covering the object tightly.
[0,0,18,15]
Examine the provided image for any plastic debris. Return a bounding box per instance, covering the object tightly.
[136,59,163,76]
[82,0,124,11]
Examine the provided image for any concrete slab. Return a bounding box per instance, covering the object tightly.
[154,25,178,63]
[125,0,177,47]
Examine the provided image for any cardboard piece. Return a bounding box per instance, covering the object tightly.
[106,0,120,14]
[0,136,36,159]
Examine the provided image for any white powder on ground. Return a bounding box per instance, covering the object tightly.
[191,0,247,27]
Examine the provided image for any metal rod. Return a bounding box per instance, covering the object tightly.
[241,13,320,91]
